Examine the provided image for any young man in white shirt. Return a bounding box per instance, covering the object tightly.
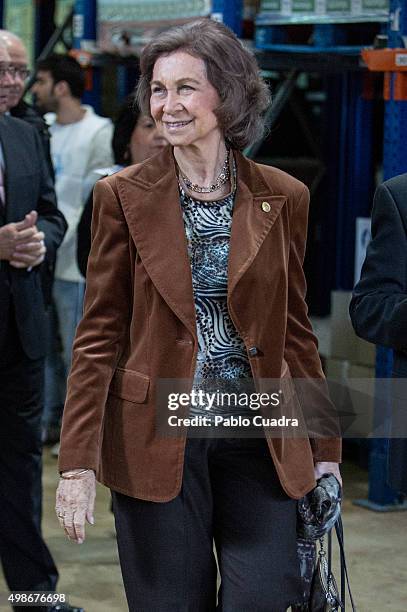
[32,54,113,412]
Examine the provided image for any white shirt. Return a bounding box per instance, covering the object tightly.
[46,105,113,282]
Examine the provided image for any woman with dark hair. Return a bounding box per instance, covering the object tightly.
[77,96,166,276]
[56,19,341,611]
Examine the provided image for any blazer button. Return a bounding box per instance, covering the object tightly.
[248,346,258,357]
[261,201,271,213]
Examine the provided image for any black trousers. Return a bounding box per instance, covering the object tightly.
[0,307,58,599]
[112,438,303,612]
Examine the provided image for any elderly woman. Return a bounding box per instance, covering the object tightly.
[56,19,341,612]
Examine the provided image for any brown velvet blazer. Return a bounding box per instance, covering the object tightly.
[58,146,341,501]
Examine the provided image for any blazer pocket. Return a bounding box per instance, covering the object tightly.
[109,368,150,404]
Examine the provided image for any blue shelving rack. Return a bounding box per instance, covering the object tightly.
[253,2,407,507]
[354,0,407,511]
[252,17,378,308]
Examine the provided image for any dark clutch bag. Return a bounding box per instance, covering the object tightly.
[294,475,355,612]
[297,474,342,541]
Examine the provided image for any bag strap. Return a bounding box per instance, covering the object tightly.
[328,528,332,577]
[334,515,356,611]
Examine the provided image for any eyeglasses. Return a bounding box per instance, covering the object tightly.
[0,66,31,79]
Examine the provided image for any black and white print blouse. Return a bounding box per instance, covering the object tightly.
[179,180,254,418]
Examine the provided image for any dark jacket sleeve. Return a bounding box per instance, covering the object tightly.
[77,187,95,279]
[349,181,407,350]
[34,128,67,281]
[11,101,55,181]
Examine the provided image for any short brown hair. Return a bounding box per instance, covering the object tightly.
[136,19,271,150]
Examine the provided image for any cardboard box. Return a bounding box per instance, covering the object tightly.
[347,364,375,437]
[355,336,376,367]
[310,315,331,359]
[325,357,350,381]
[324,358,375,438]
[330,290,376,366]
[349,364,375,378]
[330,290,358,362]
[324,358,353,430]
[312,292,376,366]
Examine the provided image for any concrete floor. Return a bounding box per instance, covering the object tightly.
[1,451,407,612]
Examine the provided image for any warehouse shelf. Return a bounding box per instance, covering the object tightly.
[256,48,366,68]
[256,12,388,24]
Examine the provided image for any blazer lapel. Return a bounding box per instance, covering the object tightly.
[116,147,288,336]
[228,151,287,296]
[0,116,29,223]
[0,118,10,222]
[117,149,197,338]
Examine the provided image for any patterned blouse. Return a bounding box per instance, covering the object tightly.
[179,180,253,419]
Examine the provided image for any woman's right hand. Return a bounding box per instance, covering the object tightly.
[55,469,96,544]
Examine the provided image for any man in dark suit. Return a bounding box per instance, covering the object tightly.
[0,29,54,179]
[0,29,63,447]
[350,173,407,495]
[0,44,81,612]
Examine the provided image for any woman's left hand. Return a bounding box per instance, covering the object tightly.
[314,462,342,487]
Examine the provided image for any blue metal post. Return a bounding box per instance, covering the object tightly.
[366,347,398,508]
[336,72,375,290]
[384,0,407,181]
[72,0,100,112]
[73,0,96,49]
[212,0,243,36]
[323,71,375,294]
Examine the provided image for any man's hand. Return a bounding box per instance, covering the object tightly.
[0,211,38,260]
[0,210,46,269]
[10,228,46,268]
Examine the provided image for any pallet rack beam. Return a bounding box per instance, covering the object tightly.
[256,49,365,72]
